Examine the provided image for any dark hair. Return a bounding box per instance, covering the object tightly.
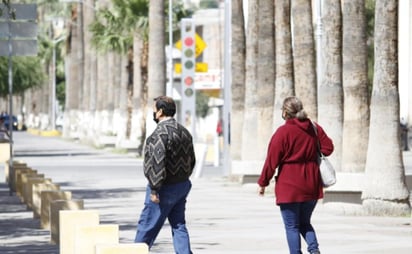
[282,96,308,120]
[154,96,176,117]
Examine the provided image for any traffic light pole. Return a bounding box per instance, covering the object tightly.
[222,0,231,176]
[168,0,174,97]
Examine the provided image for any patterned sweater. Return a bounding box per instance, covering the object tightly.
[144,118,196,194]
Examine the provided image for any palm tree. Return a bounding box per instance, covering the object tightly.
[63,3,82,138]
[147,1,165,99]
[241,0,258,160]
[90,0,188,152]
[241,1,275,161]
[341,0,370,172]
[291,0,317,120]
[362,0,410,216]
[273,0,294,129]
[230,0,246,161]
[90,0,148,143]
[256,0,275,154]
[319,0,343,171]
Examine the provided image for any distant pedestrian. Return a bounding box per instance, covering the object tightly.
[257,96,334,254]
[0,116,10,141]
[135,96,196,254]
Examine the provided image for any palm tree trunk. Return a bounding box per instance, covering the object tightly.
[362,0,410,216]
[131,35,144,147]
[342,0,370,172]
[256,0,275,154]
[291,0,317,120]
[273,0,294,129]
[63,4,81,138]
[319,0,343,171]
[147,1,165,99]
[241,0,259,160]
[230,0,246,161]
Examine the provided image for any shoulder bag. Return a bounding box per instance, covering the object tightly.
[312,122,336,188]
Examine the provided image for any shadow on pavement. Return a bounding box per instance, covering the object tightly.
[71,187,146,200]
[0,185,59,253]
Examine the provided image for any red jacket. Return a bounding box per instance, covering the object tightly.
[258,118,334,205]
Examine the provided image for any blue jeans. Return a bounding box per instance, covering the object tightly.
[135,180,192,254]
[279,200,319,254]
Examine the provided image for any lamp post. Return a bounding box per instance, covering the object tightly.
[222,0,231,175]
[168,0,174,97]
[316,0,323,90]
[51,36,65,130]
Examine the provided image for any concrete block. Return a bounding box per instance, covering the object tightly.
[74,225,119,254]
[22,174,47,205]
[12,165,31,193]
[59,210,99,254]
[50,199,84,244]
[40,190,72,229]
[95,243,149,254]
[0,142,10,164]
[32,183,60,218]
[323,173,364,204]
[16,169,37,198]
[4,160,26,178]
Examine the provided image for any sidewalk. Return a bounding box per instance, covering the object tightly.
[1,132,412,253]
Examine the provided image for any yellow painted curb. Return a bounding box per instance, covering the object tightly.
[27,129,61,137]
[27,128,41,135]
[40,130,61,137]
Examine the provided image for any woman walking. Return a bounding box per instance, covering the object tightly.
[258,96,334,254]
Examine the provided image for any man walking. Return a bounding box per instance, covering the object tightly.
[135,96,196,254]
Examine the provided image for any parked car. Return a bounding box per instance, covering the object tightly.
[1,115,18,131]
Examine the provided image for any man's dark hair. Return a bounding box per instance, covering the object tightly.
[154,96,176,117]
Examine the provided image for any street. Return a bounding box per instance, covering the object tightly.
[1,132,412,254]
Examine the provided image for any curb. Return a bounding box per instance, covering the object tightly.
[27,128,61,137]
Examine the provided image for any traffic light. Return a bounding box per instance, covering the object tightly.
[181,20,195,96]
[180,18,196,134]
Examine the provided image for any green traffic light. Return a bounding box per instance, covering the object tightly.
[184,49,194,58]
[184,60,194,69]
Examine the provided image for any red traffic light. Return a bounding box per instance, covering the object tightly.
[184,76,194,86]
[184,37,194,47]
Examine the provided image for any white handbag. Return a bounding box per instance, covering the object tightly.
[312,123,336,188]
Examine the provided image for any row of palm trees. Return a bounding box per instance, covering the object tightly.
[231,0,409,216]
[2,0,409,216]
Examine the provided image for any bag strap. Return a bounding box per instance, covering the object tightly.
[311,121,323,157]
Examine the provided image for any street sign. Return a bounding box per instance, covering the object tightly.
[0,39,37,56]
[0,4,37,56]
[174,62,208,74]
[194,70,222,90]
[0,21,38,38]
[0,3,37,20]
[175,33,207,58]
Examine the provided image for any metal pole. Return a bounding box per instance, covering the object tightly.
[7,8,14,195]
[222,0,231,176]
[316,0,323,90]
[51,42,57,130]
[168,0,174,97]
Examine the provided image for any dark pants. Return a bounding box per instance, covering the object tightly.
[280,200,319,254]
[135,180,192,254]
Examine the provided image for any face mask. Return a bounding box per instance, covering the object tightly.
[153,111,159,124]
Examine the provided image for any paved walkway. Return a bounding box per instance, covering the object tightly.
[1,132,412,253]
